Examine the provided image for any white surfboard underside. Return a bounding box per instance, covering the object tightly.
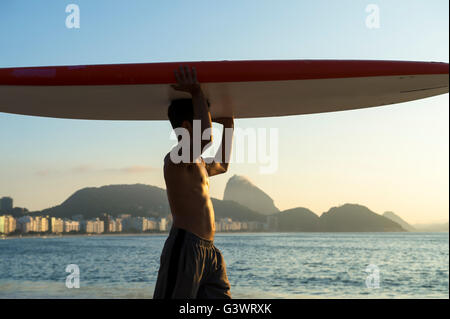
[0,74,448,120]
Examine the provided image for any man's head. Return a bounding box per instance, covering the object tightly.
[168,98,210,137]
[168,99,194,132]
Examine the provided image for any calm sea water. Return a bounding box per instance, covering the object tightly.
[0,232,448,299]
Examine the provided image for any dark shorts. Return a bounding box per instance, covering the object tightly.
[153,226,232,299]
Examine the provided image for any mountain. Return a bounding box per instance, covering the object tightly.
[383,212,449,233]
[383,211,416,232]
[223,175,279,215]
[413,222,449,232]
[29,183,408,232]
[32,183,267,222]
[275,207,320,231]
[320,204,405,232]
[212,199,267,222]
[271,204,405,232]
[35,184,170,219]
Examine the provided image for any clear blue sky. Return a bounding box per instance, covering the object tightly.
[0,0,448,223]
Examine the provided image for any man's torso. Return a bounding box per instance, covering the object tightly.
[164,153,215,241]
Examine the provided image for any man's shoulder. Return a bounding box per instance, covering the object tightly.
[164,152,190,169]
[163,152,171,164]
[164,152,206,171]
[163,153,177,167]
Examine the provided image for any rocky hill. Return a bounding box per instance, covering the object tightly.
[29,181,406,232]
[33,183,267,222]
[276,207,321,231]
[383,211,416,232]
[36,184,169,219]
[320,204,405,232]
[223,175,279,215]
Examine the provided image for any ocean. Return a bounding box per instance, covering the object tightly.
[0,232,448,299]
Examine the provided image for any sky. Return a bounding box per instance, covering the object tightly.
[0,0,448,224]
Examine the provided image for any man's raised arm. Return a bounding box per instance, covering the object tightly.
[204,117,234,177]
[172,65,212,157]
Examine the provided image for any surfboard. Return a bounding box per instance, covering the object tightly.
[0,60,448,120]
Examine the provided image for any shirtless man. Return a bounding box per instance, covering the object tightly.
[153,65,234,299]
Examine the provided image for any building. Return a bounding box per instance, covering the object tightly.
[0,215,16,234]
[14,216,49,233]
[0,197,13,212]
[141,217,152,232]
[51,217,64,233]
[146,218,158,231]
[33,216,49,232]
[247,221,264,232]
[17,216,34,233]
[107,218,122,233]
[215,218,264,232]
[119,216,154,232]
[130,217,150,232]
[9,216,17,234]
[42,217,49,232]
[64,220,80,233]
[118,216,171,233]
[100,214,112,233]
[158,218,168,231]
[215,218,243,232]
[131,217,144,232]
[85,218,104,234]
[120,215,132,232]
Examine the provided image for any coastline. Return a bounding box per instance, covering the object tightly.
[0,232,169,240]
[2,230,448,240]
[0,231,266,240]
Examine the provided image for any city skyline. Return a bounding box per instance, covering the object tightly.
[1,191,447,231]
[0,212,264,236]
[0,1,449,224]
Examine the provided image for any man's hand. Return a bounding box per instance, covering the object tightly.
[171,65,212,159]
[171,65,201,95]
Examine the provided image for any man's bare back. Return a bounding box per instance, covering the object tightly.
[164,154,215,241]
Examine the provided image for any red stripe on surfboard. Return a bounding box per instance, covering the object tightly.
[0,60,448,86]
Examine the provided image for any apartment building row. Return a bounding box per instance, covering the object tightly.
[215,218,266,232]
[0,215,170,235]
[0,215,51,234]
[118,215,168,232]
[2,214,272,235]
